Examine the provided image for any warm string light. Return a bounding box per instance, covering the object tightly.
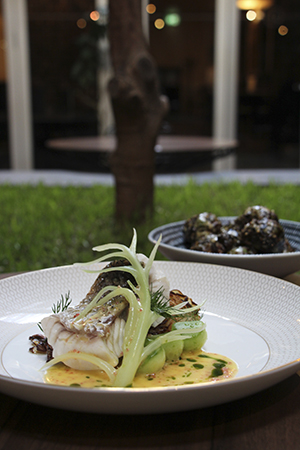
[237,0,273,22]
[146,4,156,14]
[76,18,86,29]
[246,10,257,21]
[147,3,165,30]
[90,11,100,21]
[154,18,165,30]
[76,10,102,29]
[236,0,273,10]
[278,25,288,36]
[147,3,181,30]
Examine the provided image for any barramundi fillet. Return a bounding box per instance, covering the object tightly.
[41,255,170,370]
[41,315,125,369]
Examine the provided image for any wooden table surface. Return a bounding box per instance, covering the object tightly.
[46,135,238,172]
[46,135,238,154]
[0,271,300,450]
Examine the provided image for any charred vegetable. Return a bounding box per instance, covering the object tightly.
[184,205,294,255]
[183,212,222,247]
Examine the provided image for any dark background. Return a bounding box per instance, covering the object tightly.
[0,0,299,173]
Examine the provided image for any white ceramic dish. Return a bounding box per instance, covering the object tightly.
[0,262,300,414]
[148,218,300,277]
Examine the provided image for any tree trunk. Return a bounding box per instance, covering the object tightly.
[108,0,168,222]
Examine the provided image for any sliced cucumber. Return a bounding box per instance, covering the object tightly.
[183,329,207,351]
[163,339,184,361]
[172,321,207,351]
[172,321,205,332]
[137,347,166,374]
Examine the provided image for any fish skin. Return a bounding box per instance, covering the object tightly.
[58,258,135,337]
[58,255,170,336]
[59,294,128,338]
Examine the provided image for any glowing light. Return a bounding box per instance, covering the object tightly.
[90,11,100,21]
[278,25,288,36]
[236,0,273,10]
[154,18,165,30]
[246,10,257,21]
[165,12,181,27]
[146,4,156,14]
[77,18,87,29]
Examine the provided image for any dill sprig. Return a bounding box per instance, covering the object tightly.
[37,322,44,333]
[37,291,72,333]
[51,291,72,314]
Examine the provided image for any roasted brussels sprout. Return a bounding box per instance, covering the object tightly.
[243,205,278,221]
[218,227,241,252]
[183,205,294,255]
[183,212,222,246]
[190,232,225,253]
[240,218,285,253]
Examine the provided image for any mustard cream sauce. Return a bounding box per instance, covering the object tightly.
[44,350,238,388]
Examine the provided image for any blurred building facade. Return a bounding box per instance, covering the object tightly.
[0,0,299,171]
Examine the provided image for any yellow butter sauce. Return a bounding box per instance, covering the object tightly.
[44,350,238,388]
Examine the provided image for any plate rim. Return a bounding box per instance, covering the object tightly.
[1,262,300,413]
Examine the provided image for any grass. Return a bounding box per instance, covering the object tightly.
[1,180,300,273]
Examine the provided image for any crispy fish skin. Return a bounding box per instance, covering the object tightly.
[59,259,134,337]
[59,295,128,337]
[58,255,170,336]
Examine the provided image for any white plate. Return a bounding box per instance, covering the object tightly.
[148,219,300,277]
[0,262,300,414]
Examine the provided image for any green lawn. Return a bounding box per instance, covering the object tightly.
[1,180,300,273]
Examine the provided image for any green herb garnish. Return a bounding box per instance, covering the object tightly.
[37,291,72,333]
[150,286,202,320]
[52,291,72,314]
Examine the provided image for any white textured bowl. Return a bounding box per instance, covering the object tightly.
[1,263,300,414]
[148,218,300,277]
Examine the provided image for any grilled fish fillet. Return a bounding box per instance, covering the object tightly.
[41,255,170,370]
[41,315,124,369]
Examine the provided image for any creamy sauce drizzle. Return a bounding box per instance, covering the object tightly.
[44,350,238,388]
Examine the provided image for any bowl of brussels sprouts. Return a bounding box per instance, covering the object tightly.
[148,206,300,277]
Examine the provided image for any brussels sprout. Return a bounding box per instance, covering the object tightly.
[184,205,294,255]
